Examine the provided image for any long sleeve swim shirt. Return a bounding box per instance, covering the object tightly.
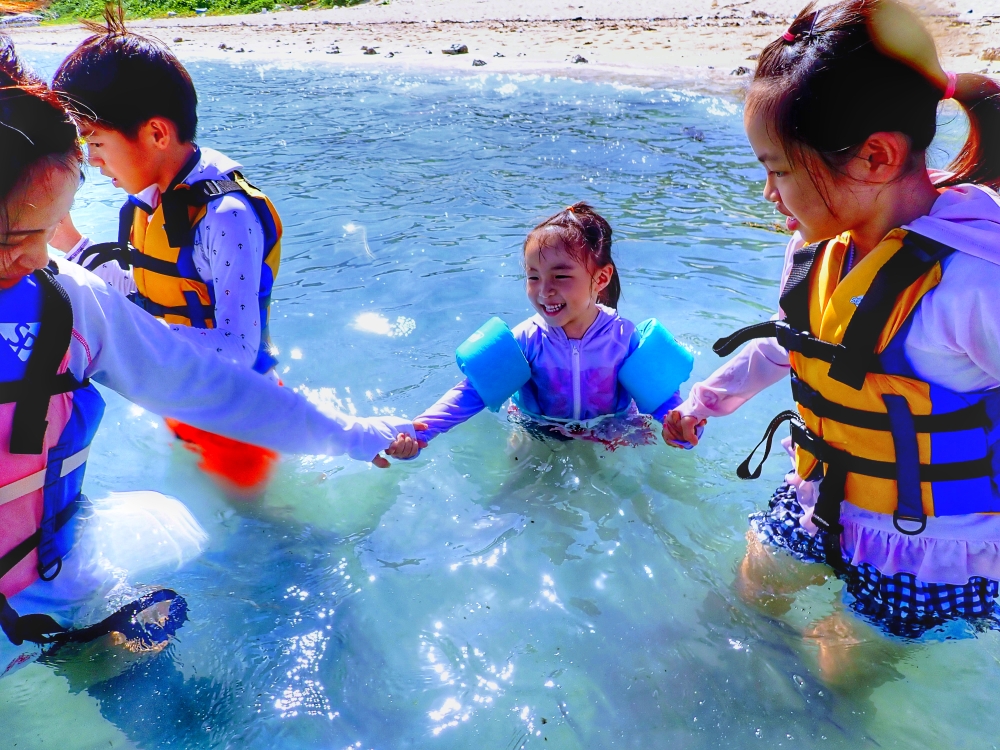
[417,306,681,439]
[38,258,414,462]
[66,148,267,370]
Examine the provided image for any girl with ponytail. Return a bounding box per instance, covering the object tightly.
[664,0,1000,679]
[409,202,692,449]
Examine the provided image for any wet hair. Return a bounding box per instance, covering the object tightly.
[748,0,1000,192]
[525,202,621,309]
[52,2,198,142]
[0,35,82,240]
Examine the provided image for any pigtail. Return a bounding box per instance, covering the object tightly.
[941,78,1000,190]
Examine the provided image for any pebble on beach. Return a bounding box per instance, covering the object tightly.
[572,54,588,63]
[472,59,486,66]
[443,44,469,55]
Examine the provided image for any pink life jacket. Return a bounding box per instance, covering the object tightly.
[0,267,104,613]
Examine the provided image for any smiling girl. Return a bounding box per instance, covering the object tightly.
[411,203,689,448]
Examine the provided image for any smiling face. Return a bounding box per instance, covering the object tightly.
[745,109,856,244]
[524,230,613,340]
[0,162,80,289]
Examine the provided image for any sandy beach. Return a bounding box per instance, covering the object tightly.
[7,0,999,93]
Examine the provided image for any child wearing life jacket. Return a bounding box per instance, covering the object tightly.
[663,0,1000,677]
[407,203,693,449]
[48,9,286,494]
[0,36,420,678]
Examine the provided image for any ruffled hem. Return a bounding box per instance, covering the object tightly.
[842,518,1000,586]
[777,436,1000,585]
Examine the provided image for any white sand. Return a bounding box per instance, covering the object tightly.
[8,0,999,93]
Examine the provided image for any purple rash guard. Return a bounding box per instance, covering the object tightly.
[417,306,681,440]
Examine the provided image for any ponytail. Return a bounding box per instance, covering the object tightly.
[525,202,622,309]
[940,75,1000,190]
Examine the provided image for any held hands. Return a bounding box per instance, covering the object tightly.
[372,421,429,468]
[662,410,706,449]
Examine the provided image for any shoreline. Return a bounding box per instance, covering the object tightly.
[9,0,1000,95]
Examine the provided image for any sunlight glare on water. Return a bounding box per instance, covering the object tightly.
[2,54,994,750]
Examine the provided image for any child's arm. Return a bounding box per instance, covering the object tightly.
[51,213,137,296]
[166,192,265,368]
[662,338,789,447]
[414,379,488,441]
[58,258,414,464]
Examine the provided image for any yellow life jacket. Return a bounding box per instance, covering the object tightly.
[713,229,1000,563]
[81,155,283,374]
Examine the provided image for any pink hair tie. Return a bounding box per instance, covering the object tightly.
[782,29,796,42]
[942,71,958,100]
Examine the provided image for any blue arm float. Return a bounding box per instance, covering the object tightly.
[456,317,532,412]
[618,318,694,415]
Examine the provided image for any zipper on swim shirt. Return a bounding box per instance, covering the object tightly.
[572,344,582,420]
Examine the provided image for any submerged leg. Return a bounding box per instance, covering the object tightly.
[736,529,829,617]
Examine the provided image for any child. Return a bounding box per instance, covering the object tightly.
[664,0,1000,674]
[0,36,420,677]
[49,8,285,492]
[412,203,692,448]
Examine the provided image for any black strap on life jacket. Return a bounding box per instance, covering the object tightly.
[161,177,247,248]
[7,268,88,455]
[778,242,822,333]
[713,233,954,389]
[790,375,992,433]
[827,232,954,389]
[77,176,250,275]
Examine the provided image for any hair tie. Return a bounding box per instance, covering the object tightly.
[942,71,957,101]
[782,29,795,42]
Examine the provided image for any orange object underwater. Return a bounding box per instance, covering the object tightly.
[165,418,278,493]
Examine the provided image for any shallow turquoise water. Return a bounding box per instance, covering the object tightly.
[4,56,995,749]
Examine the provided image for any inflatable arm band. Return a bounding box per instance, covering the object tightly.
[618,318,694,414]
[456,317,531,411]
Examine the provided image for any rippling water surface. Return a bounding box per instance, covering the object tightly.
[4,55,993,750]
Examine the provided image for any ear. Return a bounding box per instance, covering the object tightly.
[143,117,179,151]
[850,131,911,183]
[592,263,615,293]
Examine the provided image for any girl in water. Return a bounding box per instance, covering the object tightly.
[412,203,690,449]
[665,0,1000,680]
[0,36,420,678]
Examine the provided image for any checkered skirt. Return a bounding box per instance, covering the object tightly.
[750,484,1000,639]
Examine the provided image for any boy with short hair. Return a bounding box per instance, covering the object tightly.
[51,11,284,491]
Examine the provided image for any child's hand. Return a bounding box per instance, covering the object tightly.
[49,212,83,253]
[372,422,429,468]
[662,410,706,449]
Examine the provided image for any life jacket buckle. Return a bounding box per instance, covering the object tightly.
[38,557,62,582]
[892,510,927,536]
[201,180,225,198]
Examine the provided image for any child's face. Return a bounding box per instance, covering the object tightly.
[524,232,613,339]
[82,123,159,195]
[745,110,855,244]
[0,163,79,289]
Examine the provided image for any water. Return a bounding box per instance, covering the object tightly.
[5,54,994,749]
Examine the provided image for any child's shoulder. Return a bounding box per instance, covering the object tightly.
[185,147,244,184]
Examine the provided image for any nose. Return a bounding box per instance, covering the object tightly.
[762,173,779,204]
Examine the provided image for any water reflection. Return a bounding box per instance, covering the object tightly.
[3,52,991,750]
